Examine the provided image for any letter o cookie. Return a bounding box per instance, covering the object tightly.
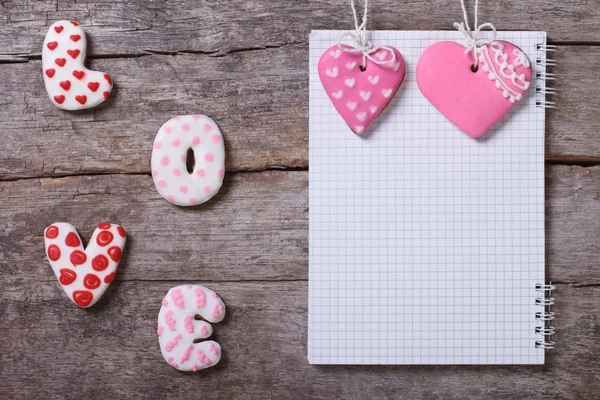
[157,285,226,371]
[151,115,225,206]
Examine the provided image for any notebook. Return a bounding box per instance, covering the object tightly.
[308,30,554,365]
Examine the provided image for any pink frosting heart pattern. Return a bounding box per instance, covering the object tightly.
[318,44,405,136]
[417,40,532,138]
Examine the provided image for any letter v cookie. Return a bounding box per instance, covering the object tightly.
[44,222,126,308]
[42,20,113,110]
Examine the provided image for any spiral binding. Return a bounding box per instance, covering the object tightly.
[535,43,557,110]
[535,283,556,349]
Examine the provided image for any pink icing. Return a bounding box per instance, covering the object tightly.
[171,288,185,309]
[165,310,176,331]
[168,357,177,367]
[191,364,199,372]
[416,40,532,138]
[209,344,219,355]
[200,325,209,336]
[194,287,206,308]
[196,350,211,365]
[157,326,164,336]
[165,334,182,352]
[184,315,194,333]
[180,345,193,363]
[212,303,223,319]
[161,298,168,306]
[318,44,405,136]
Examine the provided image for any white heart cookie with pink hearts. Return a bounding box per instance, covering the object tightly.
[42,20,113,110]
[318,44,405,136]
[151,115,225,206]
[158,285,226,371]
[417,40,532,138]
[44,222,126,308]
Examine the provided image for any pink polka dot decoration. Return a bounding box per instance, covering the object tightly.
[151,115,225,206]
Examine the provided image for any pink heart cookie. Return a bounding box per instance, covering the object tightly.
[44,222,126,308]
[318,45,405,136]
[42,20,113,110]
[416,40,532,138]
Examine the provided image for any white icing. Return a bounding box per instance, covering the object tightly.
[151,115,225,207]
[325,67,338,78]
[42,20,113,110]
[477,41,531,104]
[382,89,393,98]
[345,78,356,87]
[368,75,380,85]
[157,285,226,372]
[331,90,344,99]
[346,62,357,71]
[359,91,372,101]
[44,222,126,308]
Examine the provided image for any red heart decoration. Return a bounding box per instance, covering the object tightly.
[75,95,87,104]
[47,41,58,50]
[70,34,81,42]
[87,81,99,92]
[45,68,56,78]
[67,49,80,59]
[72,70,85,80]
[60,80,71,91]
[54,25,64,33]
[53,95,65,104]
[55,58,66,67]
[44,223,127,308]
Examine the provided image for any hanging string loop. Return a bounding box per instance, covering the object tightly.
[338,0,396,70]
[453,0,497,68]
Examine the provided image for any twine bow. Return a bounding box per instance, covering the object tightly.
[338,0,396,70]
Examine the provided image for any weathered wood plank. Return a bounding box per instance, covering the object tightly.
[0,171,308,282]
[0,280,597,399]
[1,0,600,59]
[547,46,600,160]
[1,166,599,284]
[0,46,308,180]
[0,45,597,180]
[546,165,600,285]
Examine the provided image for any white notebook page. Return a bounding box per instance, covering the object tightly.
[308,31,546,365]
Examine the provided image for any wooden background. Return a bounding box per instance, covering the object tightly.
[1,1,599,398]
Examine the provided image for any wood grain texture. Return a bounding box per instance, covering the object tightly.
[1,166,599,285]
[0,171,308,282]
[0,280,598,399]
[547,46,600,160]
[0,43,598,179]
[1,0,600,60]
[1,1,599,398]
[0,46,308,180]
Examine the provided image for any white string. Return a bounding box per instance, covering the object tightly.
[337,0,396,69]
[453,0,497,67]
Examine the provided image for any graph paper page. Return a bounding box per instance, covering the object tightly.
[308,31,546,365]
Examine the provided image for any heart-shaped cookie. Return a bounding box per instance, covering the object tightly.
[44,222,126,308]
[42,20,113,110]
[417,40,532,138]
[318,45,405,136]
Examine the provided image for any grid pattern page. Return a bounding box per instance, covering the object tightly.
[308,31,546,365]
